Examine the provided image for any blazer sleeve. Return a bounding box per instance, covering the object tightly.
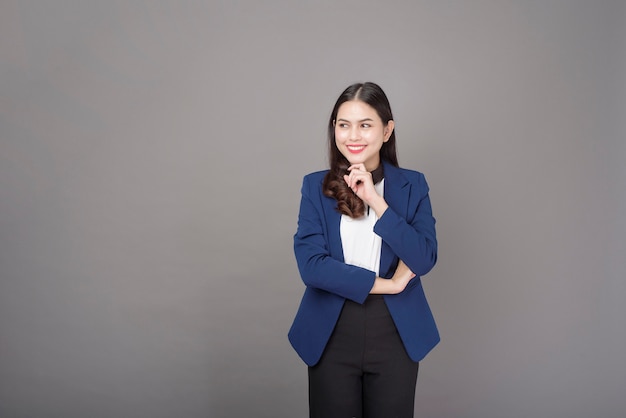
[293,175,376,304]
[374,172,437,277]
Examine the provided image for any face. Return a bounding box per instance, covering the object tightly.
[334,100,394,171]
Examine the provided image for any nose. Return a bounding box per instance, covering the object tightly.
[350,126,362,140]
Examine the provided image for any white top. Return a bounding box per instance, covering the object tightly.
[340,180,385,276]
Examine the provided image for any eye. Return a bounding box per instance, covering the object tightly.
[361,123,371,128]
[338,123,349,128]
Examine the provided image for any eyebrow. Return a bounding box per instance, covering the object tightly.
[336,118,374,123]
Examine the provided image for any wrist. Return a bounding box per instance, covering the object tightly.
[369,196,388,218]
[370,276,400,295]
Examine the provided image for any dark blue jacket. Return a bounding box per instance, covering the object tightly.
[289,160,439,366]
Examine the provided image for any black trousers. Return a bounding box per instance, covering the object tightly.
[308,295,419,418]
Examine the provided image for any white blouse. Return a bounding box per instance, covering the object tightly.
[340,180,385,276]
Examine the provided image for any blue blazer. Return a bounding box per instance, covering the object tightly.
[288,161,439,366]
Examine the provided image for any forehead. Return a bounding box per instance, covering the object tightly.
[336,100,380,121]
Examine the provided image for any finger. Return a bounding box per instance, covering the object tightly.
[343,174,352,188]
[344,174,358,190]
[348,163,366,172]
[348,167,368,181]
[346,166,362,179]
[353,172,372,187]
[351,173,365,187]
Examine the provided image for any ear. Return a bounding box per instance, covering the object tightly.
[383,120,395,142]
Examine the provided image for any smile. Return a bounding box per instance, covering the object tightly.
[346,145,366,153]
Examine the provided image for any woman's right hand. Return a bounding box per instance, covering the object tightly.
[390,260,416,293]
[370,260,416,294]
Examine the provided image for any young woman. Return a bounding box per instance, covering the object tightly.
[288,82,439,417]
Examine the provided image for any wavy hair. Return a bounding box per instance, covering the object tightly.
[322,82,399,218]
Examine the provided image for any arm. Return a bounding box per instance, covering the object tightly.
[293,175,376,303]
[370,260,416,294]
[345,165,437,279]
[294,173,424,301]
[373,173,438,277]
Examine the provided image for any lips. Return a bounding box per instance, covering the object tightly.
[346,145,366,154]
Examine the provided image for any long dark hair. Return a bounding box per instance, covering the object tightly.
[322,82,399,218]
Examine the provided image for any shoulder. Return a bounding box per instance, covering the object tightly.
[396,166,426,183]
[298,170,329,198]
[384,163,429,190]
[303,169,329,182]
[301,170,329,188]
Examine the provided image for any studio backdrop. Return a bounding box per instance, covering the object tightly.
[1,1,625,417]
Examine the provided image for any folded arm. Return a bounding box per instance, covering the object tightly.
[293,176,376,303]
[373,173,438,277]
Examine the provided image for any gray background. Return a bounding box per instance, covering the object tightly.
[1,1,625,417]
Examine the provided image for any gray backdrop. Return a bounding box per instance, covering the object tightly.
[1,1,625,417]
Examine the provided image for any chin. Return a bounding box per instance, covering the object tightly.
[342,154,364,164]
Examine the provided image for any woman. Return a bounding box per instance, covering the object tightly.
[288,82,439,417]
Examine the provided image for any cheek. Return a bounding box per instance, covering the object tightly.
[370,131,385,144]
[363,131,382,143]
